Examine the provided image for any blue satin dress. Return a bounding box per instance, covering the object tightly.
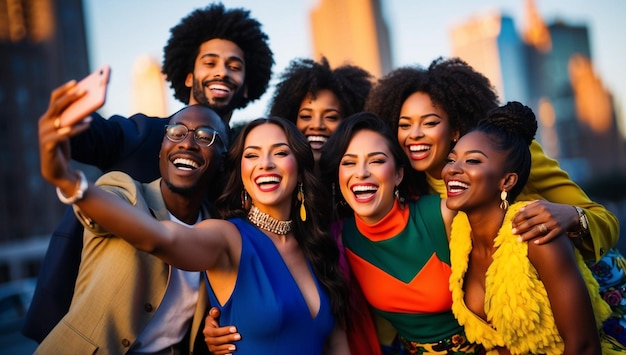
[205,218,335,354]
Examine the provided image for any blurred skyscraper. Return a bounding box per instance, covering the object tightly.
[310,0,392,77]
[131,55,167,117]
[449,0,626,184]
[0,0,90,279]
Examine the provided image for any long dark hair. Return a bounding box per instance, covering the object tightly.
[216,117,347,321]
[319,112,411,220]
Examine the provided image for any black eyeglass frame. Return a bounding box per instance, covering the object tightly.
[164,124,225,149]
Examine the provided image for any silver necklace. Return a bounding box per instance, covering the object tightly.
[247,205,293,235]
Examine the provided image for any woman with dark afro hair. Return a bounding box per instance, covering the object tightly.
[365,56,617,264]
[163,3,274,122]
[268,57,373,164]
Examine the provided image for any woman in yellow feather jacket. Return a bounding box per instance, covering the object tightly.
[442,101,623,354]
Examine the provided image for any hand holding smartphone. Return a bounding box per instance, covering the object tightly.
[58,65,111,128]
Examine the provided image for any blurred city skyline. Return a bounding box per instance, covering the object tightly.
[83,0,626,136]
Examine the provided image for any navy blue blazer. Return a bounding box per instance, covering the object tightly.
[23,112,169,342]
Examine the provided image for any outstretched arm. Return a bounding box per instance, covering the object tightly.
[38,82,235,272]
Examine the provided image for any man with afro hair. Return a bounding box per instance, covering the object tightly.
[163,3,273,123]
[23,3,274,349]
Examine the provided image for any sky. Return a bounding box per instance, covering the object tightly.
[82,0,626,132]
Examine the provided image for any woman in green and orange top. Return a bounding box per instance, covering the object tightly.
[320,112,483,354]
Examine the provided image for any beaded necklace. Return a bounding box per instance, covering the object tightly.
[247,205,293,235]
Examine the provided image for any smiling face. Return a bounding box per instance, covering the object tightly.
[296,89,343,163]
[159,105,226,196]
[442,131,512,213]
[338,130,403,224]
[397,92,459,179]
[241,123,299,219]
[186,38,246,120]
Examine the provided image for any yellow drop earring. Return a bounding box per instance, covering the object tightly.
[297,183,307,222]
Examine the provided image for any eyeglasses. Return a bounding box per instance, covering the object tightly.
[164,124,223,148]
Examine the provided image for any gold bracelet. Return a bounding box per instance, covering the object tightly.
[56,170,88,204]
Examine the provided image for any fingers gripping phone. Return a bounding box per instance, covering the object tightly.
[58,65,111,127]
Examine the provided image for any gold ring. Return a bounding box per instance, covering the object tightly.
[538,223,548,234]
[53,118,61,129]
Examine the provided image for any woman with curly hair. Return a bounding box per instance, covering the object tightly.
[365,56,618,268]
[268,57,373,165]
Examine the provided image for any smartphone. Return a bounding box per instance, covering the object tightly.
[58,65,111,127]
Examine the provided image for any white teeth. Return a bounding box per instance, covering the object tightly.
[173,158,199,170]
[208,84,230,92]
[255,176,281,184]
[307,136,328,143]
[447,181,469,189]
[409,144,429,152]
[351,185,378,193]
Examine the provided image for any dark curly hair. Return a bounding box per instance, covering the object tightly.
[363,57,499,196]
[365,57,499,137]
[162,3,274,108]
[216,117,347,323]
[473,101,537,202]
[268,57,373,122]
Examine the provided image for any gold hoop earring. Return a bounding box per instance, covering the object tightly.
[500,190,509,210]
[297,183,306,222]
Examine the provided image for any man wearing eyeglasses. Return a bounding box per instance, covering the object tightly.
[24,3,274,351]
[35,104,227,354]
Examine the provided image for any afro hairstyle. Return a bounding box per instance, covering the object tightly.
[162,3,274,108]
[365,57,499,136]
[268,57,373,123]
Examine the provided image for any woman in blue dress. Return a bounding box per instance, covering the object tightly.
[39,109,350,354]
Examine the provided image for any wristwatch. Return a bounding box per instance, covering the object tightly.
[567,206,589,238]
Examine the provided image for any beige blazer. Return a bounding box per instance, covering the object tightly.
[36,172,209,354]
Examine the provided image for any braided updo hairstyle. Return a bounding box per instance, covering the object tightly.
[473,101,537,202]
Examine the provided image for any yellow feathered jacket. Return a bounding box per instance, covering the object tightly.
[449,202,611,355]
